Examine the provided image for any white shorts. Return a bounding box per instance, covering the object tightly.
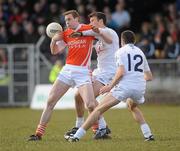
[57,64,92,88]
[111,86,145,104]
[92,69,115,85]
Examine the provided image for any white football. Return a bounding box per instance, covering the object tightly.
[46,22,63,38]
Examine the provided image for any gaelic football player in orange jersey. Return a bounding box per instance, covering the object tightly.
[28,10,110,141]
[64,12,119,140]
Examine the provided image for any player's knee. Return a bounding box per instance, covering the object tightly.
[127,104,132,111]
[86,102,96,112]
[86,104,94,112]
[128,103,137,111]
[127,99,137,111]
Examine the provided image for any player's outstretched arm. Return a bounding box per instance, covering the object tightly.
[83,27,112,44]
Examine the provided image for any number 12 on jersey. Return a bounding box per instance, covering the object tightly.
[127,54,143,72]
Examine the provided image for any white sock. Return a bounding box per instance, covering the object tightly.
[140,123,152,138]
[75,117,84,128]
[74,127,86,139]
[98,117,106,129]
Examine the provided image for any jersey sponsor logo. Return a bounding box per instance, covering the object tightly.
[67,39,87,48]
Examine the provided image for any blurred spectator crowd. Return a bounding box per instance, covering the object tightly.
[0,0,180,62]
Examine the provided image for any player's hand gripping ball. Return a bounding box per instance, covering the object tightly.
[46,22,63,38]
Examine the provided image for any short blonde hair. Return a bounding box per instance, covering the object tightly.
[63,10,80,18]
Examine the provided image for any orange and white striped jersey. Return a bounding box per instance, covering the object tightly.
[63,24,94,67]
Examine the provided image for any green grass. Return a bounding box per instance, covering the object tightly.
[0,105,180,151]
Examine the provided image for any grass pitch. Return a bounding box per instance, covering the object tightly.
[0,105,180,151]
